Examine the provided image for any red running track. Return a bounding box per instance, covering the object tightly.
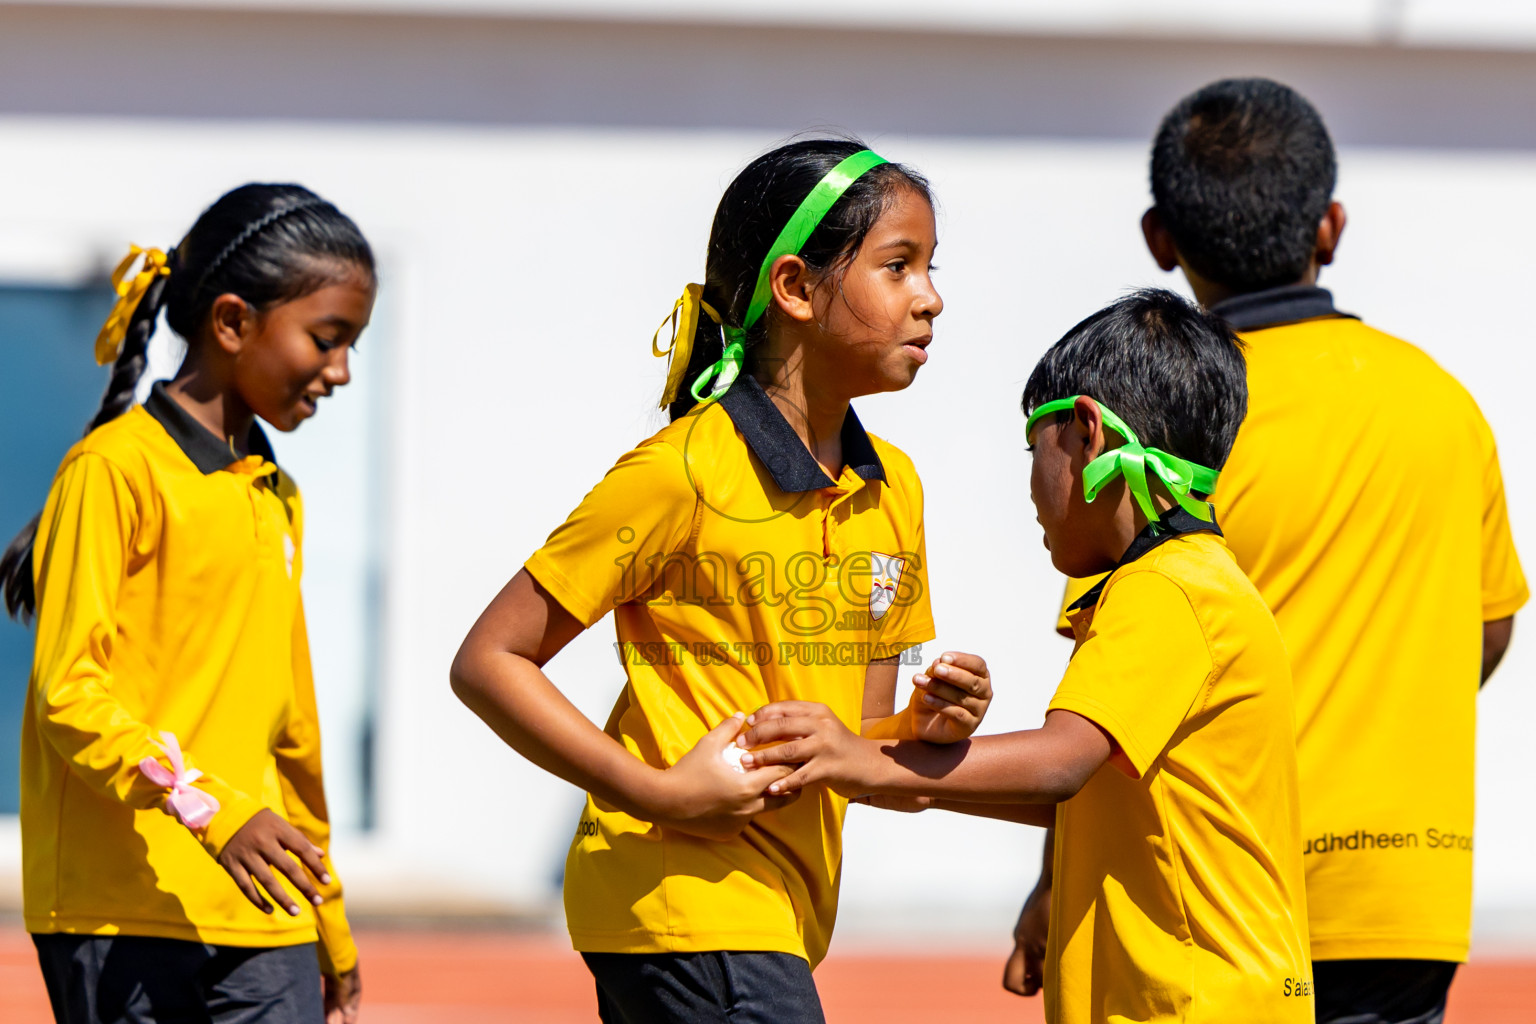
[3,926,1532,1022]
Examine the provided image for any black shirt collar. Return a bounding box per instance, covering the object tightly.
[144,381,277,475]
[1067,507,1223,613]
[715,375,886,493]
[1209,284,1358,331]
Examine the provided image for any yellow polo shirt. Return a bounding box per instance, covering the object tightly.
[22,384,355,973]
[1056,287,1527,962]
[1216,289,1526,961]
[1047,520,1311,1024]
[527,376,934,966]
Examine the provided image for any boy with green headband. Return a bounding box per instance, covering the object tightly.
[741,289,1313,1024]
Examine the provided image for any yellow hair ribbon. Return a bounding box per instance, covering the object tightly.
[94,246,172,366]
[652,283,723,408]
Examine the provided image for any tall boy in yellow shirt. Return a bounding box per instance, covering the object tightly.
[741,289,1313,1024]
[1010,78,1526,1024]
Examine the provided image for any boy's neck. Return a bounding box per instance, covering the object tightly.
[1181,264,1319,311]
[1101,491,1176,567]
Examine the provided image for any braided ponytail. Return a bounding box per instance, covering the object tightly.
[90,265,170,432]
[1,183,373,623]
[0,519,38,622]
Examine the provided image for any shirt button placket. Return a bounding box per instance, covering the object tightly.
[822,493,838,560]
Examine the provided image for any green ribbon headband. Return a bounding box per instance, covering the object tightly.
[687,149,891,404]
[1024,396,1220,524]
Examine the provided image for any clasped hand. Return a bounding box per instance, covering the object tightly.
[654,653,990,832]
[739,652,992,798]
[908,651,994,743]
[648,713,800,841]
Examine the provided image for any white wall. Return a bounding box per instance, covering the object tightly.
[5,4,1536,149]
[24,0,1536,50]
[0,5,1531,946]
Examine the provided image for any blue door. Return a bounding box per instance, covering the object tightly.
[0,284,115,813]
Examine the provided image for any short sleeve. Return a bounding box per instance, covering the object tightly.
[1047,570,1213,778]
[1479,437,1528,621]
[525,441,699,628]
[1056,575,1104,637]
[871,487,935,660]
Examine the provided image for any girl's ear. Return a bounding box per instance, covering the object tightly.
[208,293,255,355]
[767,254,817,325]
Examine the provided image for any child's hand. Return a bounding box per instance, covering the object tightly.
[324,965,362,1024]
[216,808,331,916]
[911,652,993,744]
[651,714,798,841]
[738,701,877,798]
[1003,879,1051,997]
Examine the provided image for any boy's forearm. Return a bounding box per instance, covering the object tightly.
[857,726,1098,805]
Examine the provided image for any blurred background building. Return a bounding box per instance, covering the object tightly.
[1,0,1532,949]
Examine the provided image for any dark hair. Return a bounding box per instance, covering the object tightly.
[0,183,374,622]
[667,137,933,421]
[1021,289,1247,475]
[1151,77,1337,293]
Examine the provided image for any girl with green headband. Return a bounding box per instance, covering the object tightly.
[739,291,1315,1024]
[453,138,992,1022]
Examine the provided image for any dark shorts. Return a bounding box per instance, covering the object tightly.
[33,933,324,1024]
[1315,959,1460,1024]
[582,950,826,1024]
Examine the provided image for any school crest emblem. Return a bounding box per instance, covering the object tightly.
[869,552,905,622]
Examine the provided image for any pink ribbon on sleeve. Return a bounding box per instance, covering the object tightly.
[138,731,221,830]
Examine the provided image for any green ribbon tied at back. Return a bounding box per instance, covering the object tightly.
[1024,397,1221,524]
[654,149,891,408]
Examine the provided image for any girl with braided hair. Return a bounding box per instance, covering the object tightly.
[3,184,375,1024]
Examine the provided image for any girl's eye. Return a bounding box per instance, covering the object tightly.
[310,334,342,352]
[885,260,906,274]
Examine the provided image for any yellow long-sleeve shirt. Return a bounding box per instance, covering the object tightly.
[21,383,356,974]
